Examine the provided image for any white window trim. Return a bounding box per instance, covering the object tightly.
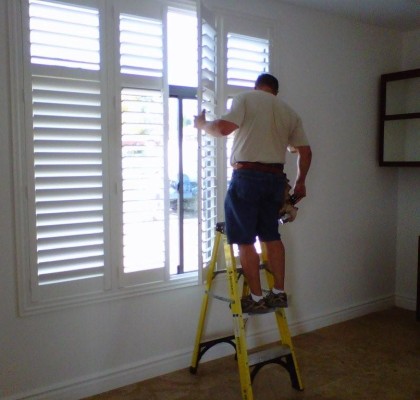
[9,0,200,316]
[9,0,276,316]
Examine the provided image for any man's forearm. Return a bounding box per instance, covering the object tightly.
[200,120,230,137]
[292,145,312,202]
[194,111,238,137]
[296,146,312,184]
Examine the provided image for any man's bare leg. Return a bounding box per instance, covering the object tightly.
[238,244,262,296]
[263,240,285,290]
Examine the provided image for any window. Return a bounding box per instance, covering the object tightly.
[10,0,272,313]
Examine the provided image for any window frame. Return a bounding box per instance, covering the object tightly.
[9,0,275,315]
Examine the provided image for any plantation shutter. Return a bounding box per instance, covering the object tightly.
[115,3,166,287]
[226,33,269,88]
[119,13,163,78]
[198,2,218,270]
[27,0,108,301]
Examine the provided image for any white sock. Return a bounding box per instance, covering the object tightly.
[272,287,285,295]
[251,293,263,302]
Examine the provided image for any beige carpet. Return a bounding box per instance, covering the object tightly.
[84,307,420,400]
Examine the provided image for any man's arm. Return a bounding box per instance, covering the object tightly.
[194,110,238,137]
[292,145,312,203]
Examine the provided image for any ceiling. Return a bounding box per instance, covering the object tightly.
[278,0,420,31]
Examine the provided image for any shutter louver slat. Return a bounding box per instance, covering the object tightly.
[34,153,102,165]
[37,224,103,240]
[38,245,104,263]
[36,188,103,202]
[37,211,104,226]
[29,1,105,289]
[35,176,103,189]
[33,103,101,118]
[38,261,104,285]
[35,199,103,214]
[37,233,104,249]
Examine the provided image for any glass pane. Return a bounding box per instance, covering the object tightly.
[168,98,180,274]
[168,98,198,274]
[386,77,420,115]
[121,89,165,272]
[383,119,420,162]
[167,10,197,87]
[182,99,199,272]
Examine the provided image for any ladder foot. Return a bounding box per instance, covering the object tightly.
[189,366,197,375]
[190,335,236,374]
[249,345,304,391]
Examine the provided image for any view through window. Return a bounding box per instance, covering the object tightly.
[121,9,199,276]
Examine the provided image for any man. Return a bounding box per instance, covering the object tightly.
[194,73,312,313]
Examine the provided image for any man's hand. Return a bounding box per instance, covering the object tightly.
[194,110,206,129]
[194,110,238,137]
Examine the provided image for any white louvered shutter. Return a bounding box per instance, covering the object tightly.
[117,8,166,286]
[119,14,163,78]
[28,0,107,300]
[226,33,269,87]
[198,3,218,269]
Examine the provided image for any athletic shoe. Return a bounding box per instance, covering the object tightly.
[240,295,272,314]
[264,291,288,308]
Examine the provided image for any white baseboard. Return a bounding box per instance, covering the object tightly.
[4,295,396,400]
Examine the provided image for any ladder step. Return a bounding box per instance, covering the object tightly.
[248,344,291,366]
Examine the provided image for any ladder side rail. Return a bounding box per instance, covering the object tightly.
[190,230,222,373]
[224,237,254,400]
[261,243,304,390]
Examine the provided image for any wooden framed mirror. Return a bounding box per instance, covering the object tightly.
[379,68,420,166]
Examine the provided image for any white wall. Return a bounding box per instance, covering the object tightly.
[395,29,420,309]
[0,0,408,399]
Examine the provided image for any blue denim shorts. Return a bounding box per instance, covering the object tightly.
[224,169,287,245]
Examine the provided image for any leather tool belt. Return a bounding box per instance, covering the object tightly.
[233,162,284,175]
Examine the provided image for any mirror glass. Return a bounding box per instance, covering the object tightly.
[383,119,420,162]
[386,77,420,115]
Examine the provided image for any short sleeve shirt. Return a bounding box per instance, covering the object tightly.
[221,90,309,165]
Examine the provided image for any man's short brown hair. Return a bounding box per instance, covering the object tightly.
[255,73,279,94]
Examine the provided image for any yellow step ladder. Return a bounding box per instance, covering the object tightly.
[190,222,303,400]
